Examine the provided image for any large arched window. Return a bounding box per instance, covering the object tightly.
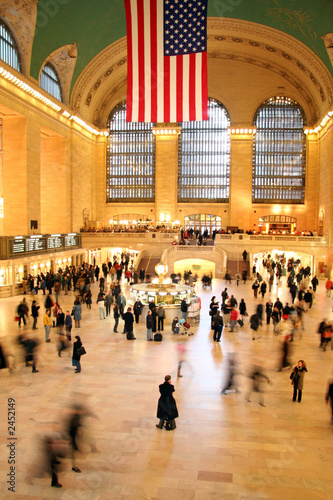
[0,20,21,72]
[107,102,155,202]
[40,62,63,102]
[178,98,230,202]
[253,96,306,204]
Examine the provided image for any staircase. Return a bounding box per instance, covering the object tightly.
[137,257,160,278]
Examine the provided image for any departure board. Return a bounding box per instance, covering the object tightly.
[25,237,47,252]
[47,236,64,249]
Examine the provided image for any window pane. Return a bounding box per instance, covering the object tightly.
[178,99,230,202]
[107,103,155,202]
[40,63,63,102]
[252,97,306,204]
[0,20,21,72]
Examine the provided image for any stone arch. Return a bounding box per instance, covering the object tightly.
[71,18,333,128]
[38,44,77,106]
[0,0,38,76]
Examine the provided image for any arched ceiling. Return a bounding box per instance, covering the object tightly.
[31,0,333,97]
[70,19,333,128]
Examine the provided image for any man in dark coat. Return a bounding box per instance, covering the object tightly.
[325,377,333,423]
[31,300,40,330]
[18,334,39,372]
[133,298,143,323]
[123,307,135,339]
[156,375,179,430]
[311,275,319,292]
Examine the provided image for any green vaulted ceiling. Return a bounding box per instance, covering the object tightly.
[31,0,333,95]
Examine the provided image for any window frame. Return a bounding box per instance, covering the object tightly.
[178,98,231,203]
[40,62,63,102]
[106,102,156,203]
[252,96,307,204]
[0,19,22,73]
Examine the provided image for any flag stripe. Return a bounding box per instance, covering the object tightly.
[124,0,133,121]
[169,56,177,122]
[176,56,183,122]
[164,55,170,123]
[189,53,196,122]
[202,52,208,120]
[150,0,157,122]
[137,0,145,122]
[182,55,189,122]
[156,0,164,122]
[125,0,208,122]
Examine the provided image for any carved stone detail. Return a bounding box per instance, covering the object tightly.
[71,19,332,126]
[43,43,77,105]
[322,34,333,70]
[71,38,127,114]
[208,18,333,108]
[209,50,319,123]
[0,0,38,75]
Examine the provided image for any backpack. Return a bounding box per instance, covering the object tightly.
[154,333,163,342]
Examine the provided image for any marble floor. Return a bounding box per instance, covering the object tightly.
[0,273,333,500]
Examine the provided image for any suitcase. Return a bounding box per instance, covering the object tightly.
[154,333,163,342]
[184,322,191,329]
[237,319,244,327]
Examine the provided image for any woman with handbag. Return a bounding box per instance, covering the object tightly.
[72,336,84,373]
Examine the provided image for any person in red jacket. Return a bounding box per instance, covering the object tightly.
[229,307,239,332]
[325,278,332,297]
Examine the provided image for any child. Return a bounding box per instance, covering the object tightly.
[172,317,179,334]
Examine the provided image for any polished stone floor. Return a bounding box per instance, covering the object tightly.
[0,273,333,500]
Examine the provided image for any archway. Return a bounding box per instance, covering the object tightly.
[174,258,216,279]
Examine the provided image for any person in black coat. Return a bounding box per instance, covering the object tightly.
[156,375,179,430]
[123,307,135,339]
[264,300,272,325]
[31,300,40,330]
[72,336,83,373]
[239,299,247,318]
[260,281,267,299]
[311,275,319,292]
[325,376,333,423]
[212,310,224,342]
[151,306,157,333]
[133,298,143,323]
[18,334,40,372]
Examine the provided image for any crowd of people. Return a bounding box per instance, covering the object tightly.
[3,250,333,489]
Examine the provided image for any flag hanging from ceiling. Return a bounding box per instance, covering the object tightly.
[124,0,208,123]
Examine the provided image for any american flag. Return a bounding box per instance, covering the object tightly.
[125,0,208,123]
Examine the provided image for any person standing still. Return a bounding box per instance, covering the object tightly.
[43,309,52,342]
[146,310,153,341]
[290,360,308,402]
[31,300,40,330]
[156,375,179,430]
[157,305,166,331]
[113,304,120,333]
